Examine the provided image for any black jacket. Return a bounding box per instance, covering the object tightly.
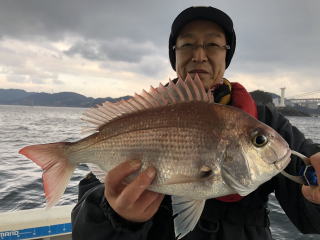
[71,105,320,240]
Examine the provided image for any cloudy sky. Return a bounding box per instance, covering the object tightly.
[0,0,319,98]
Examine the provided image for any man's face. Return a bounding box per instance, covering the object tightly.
[175,20,227,90]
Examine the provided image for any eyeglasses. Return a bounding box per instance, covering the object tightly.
[173,43,230,55]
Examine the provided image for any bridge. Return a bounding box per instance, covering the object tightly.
[288,90,320,109]
[287,98,320,109]
[274,89,320,109]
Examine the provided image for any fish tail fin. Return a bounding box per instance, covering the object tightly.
[19,142,76,208]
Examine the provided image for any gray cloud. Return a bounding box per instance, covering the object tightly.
[65,39,157,63]
[6,74,47,85]
[0,0,319,86]
[52,79,64,85]
[135,56,169,77]
[5,67,59,85]
[65,41,106,61]
[100,40,157,63]
[0,0,174,45]
[99,54,169,78]
[6,75,29,83]
[31,78,47,84]
[229,1,320,72]
[64,37,167,77]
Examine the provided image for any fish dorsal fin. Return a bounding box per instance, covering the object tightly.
[172,196,205,239]
[81,74,214,132]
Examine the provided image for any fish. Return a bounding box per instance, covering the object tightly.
[19,74,291,239]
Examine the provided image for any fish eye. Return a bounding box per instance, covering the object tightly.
[252,134,268,147]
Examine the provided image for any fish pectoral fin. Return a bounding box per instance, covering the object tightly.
[171,196,205,239]
[160,175,203,185]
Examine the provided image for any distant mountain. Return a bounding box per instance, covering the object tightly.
[0,89,131,108]
[1,88,317,116]
[0,88,282,108]
[250,90,278,105]
[0,89,35,103]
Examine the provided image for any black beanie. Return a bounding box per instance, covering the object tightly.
[169,6,236,70]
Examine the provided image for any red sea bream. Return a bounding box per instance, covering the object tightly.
[19,75,291,239]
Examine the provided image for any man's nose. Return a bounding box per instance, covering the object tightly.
[192,45,208,63]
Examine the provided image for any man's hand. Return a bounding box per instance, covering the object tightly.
[104,160,164,222]
[302,152,320,204]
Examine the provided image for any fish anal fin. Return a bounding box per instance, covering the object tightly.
[172,196,205,239]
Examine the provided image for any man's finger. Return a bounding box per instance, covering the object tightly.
[143,194,165,216]
[302,185,320,204]
[136,191,163,210]
[118,167,156,204]
[309,153,320,178]
[105,160,141,196]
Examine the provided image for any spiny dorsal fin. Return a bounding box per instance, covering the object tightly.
[81,74,214,132]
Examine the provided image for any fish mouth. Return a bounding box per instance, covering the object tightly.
[274,148,292,170]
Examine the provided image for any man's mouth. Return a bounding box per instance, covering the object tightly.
[188,69,208,74]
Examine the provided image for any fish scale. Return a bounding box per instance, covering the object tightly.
[71,126,214,185]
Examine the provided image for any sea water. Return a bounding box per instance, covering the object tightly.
[0,105,319,239]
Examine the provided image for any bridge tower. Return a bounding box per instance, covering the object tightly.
[280,87,286,107]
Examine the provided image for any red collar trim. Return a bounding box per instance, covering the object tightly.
[230,82,258,119]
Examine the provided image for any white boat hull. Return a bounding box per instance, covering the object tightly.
[0,205,74,240]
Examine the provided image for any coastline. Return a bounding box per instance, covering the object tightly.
[276,106,312,117]
[1,104,318,117]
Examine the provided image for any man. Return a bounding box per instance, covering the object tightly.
[71,6,320,240]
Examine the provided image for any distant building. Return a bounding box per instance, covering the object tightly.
[273,88,286,107]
